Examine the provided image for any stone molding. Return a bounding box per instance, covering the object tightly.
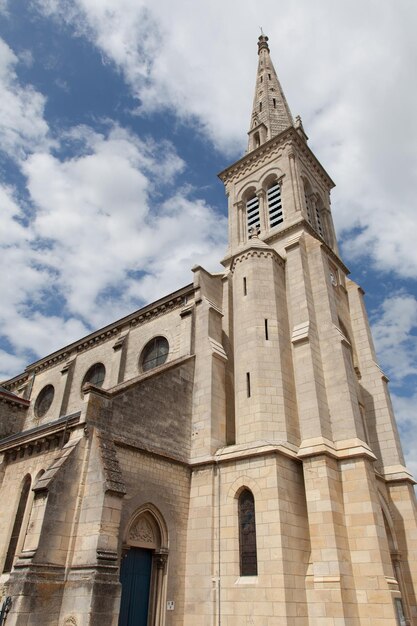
[383,464,416,485]
[3,284,195,387]
[230,247,285,274]
[218,126,334,190]
[0,388,30,408]
[0,412,81,453]
[96,430,126,496]
[291,321,310,345]
[297,436,377,462]
[33,437,82,493]
[83,354,195,400]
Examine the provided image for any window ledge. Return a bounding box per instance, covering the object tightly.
[235,576,258,586]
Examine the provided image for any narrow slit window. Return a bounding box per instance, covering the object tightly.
[243,277,247,296]
[246,195,260,234]
[267,182,283,228]
[259,102,262,112]
[265,319,269,340]
[273,98,276,108]
[246,372,251,398]
[238,490,258,576]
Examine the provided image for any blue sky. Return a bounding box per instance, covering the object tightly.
[1,1,417,473]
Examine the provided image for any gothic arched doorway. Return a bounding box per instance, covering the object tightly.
[119,506,168,626]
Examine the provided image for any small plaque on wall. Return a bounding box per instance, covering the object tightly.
[167,601,175,611]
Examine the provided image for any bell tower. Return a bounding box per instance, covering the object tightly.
[211,34,417,626]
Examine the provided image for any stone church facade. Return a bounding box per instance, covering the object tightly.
[0,35,416,626]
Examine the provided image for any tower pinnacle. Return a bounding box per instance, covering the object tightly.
[247,34,293,152]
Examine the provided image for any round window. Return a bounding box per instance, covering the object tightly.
[141,337,169,372]
[35,385,54,418]
[82,363,106,390]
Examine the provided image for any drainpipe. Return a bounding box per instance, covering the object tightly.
[215,456,222,626]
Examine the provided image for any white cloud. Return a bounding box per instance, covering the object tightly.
[371,294,417,382]
[1,117,226,378]
[391,393,417,479]
[31,0,417,281]
[0,38,52,158]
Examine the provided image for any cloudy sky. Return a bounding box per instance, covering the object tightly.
[1,0,417,472]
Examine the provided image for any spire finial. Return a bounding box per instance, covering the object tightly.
[257,31,269,54]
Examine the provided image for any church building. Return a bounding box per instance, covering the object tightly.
[0,34,416,626]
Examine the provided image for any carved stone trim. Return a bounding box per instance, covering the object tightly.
[129,517,156,545]
[230,249,285,274]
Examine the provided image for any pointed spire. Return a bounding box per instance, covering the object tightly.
[247,34,293,153]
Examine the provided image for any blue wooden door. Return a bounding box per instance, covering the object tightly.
[119,548,153,626]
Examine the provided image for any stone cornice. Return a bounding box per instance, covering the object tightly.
[382,464,416,485]
[0,412,81,453]
[190,440,300,468]
[230,247,285,274]
[2,283,194,389]
[222,241,285,272]
[297,437,377,462]
[218,126,335,190]
[223,219,349,276]
[83,354,195,400]
[0,389,30,408]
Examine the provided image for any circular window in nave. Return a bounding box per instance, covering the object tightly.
[34,384,54,418]
[82,362,106,391]
[140,337,169,372]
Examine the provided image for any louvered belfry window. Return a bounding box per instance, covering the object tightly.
[267,182,283,228]
[246,195,260,234]
[238,489,258,576]
[315,203,324,238]
[304,189,313,225]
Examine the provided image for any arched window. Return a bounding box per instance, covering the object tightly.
[34,385,54,418]
[246,194,260,235]
[3,475,31,573]
[140,337,169,372]
[82,362,106,391]
[267,180,283,228]
[238,489,258,576]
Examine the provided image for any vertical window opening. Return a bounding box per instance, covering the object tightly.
[246,372,251,398]
[243,277,247,296]
[260,76,263,83]
[273,98,276,108]
[246,195,260,234]
[259,102,262,112]
[268,73,271,80]
[267,182,283,228]
[238,489,258,576]
[304,188,313,225]
[265,319,269,340]
[315,202,324,237]
[3,475,31,573]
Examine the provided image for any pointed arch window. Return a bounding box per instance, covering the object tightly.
[3,475,31,573]
[246,195,260,235]
[238,489,258,576]
[267,181,283,228]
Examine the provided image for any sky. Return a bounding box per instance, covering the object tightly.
[1,0,417,474]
